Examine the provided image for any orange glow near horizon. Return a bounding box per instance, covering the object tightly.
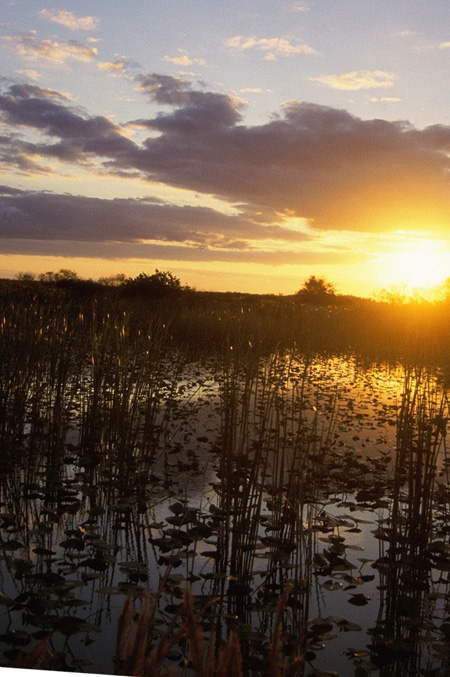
[376,240,450,295]
[1,234,449,300]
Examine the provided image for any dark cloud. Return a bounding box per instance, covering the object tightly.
[129,78,450,232]
[0,236,359,266]
[2,76,450,233]
[0,187,309,247]
[6,83,69,101]
[0,82,134,165]
[135,73,192,105]
[126,95,450,232]
[135,72,243,132]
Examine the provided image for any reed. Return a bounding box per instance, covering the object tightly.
[113,585,305,677]
[371,370,449,674]
[207,345,336,672]
[5,278,450,360]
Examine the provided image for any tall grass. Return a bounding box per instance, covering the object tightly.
[4,279,450,360]
[0,289,185,468]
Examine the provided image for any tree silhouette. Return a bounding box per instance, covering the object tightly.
[123,269,184,299]
[296,276,336,304]
[38,269,79,283]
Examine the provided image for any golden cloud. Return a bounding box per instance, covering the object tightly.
[311,70,396,91]
[163,54,206,67]
[38,9,99,31]
[16,69,42,81]
[225,35,318,60]
[4,34,98,64]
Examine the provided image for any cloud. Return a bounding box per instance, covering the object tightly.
[2,82,70,101]
[98,60,129,73]
[134,73,244,128]
[124,81,450,233]
[0,236,360,266]
[393,30,416,38]
[38,9,99,31]
[225,35,317,60]
[368,96,401,103]
[440,42,450,49]
[134,72,192,105]
[0,186,310,253]
[97,58,140,79]
[163,53,205,67]
[0,82,133,169]
[16,69,42,81]
[3,33,98,63]
[311,70,396,91]
[3,75,450,235]
[240,87,272,93]
[291,3,310,12]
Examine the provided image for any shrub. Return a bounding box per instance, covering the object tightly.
[295,275,337,305]
[123,270,184,299]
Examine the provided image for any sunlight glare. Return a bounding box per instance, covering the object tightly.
[383,242,450,290]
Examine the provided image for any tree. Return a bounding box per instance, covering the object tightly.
[38,269,79,283]
[97,273,127,287]
[37,268,99,295]
[376,283,428,305]
[16,272,36,281]
[296,276,337,304]
[123,269,184,299]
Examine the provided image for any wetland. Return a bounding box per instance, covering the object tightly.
[2,279,450,676]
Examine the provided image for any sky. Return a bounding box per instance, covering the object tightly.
[2,0,450,297]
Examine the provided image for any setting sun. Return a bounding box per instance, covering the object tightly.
[379,241,450,292]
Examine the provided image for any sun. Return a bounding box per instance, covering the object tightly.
[379,240,450,292]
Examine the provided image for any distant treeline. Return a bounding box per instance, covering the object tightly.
[14,269,187,300]
[13,268,450,306]
[2,270,450,363]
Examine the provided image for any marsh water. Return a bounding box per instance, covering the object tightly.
[1,348,450,676]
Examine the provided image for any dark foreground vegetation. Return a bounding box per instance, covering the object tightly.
[2,273,450,676]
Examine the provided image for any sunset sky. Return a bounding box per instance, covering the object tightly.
[2,0,450,296]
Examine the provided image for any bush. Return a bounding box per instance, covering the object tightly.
[296,275,337,305]
[122,270,184,299]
